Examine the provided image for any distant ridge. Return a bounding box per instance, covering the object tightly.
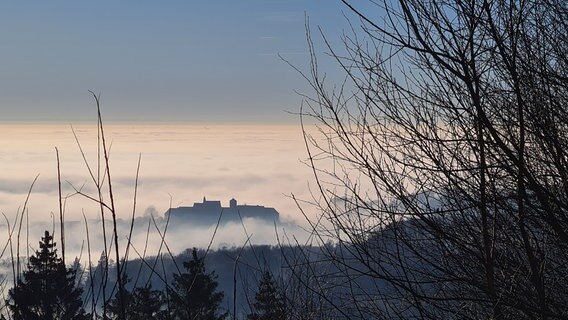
[165,197,280,225]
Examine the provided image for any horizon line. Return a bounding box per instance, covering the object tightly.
[0,120,304,126]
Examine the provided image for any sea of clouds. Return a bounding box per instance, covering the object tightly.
[0,123,321,265]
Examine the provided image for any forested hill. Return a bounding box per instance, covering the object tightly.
[81,244,298,317]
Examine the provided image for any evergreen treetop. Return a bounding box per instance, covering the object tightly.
[7,230,89,320]
[170,248,226,320]
[247,270,286,320]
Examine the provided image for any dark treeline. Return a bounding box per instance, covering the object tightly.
[1,229,384,319]
[2,215,488,319]
[84,243,288,318]
[2,230,291,319]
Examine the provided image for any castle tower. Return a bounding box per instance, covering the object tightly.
[230,198,237,208]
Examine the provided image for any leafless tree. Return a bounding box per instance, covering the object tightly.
[295,0,568,318]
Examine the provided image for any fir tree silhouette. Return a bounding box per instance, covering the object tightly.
[107,276,167,320]
[170,248,226,320]
[247,270,286,320]
[7,230,89,320]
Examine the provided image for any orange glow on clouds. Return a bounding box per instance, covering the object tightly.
[0,123,312,223]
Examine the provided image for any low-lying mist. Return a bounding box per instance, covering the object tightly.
[0,121,343,318]
[0,213,308,267]
[0,122,320,282]
[0,123,315,225]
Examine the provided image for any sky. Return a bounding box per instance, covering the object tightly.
[0,1,380,257]
[0,0,356,123]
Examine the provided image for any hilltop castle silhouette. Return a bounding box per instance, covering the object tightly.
[166,197,280,225]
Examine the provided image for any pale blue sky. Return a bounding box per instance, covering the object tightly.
[0,1,358,123]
